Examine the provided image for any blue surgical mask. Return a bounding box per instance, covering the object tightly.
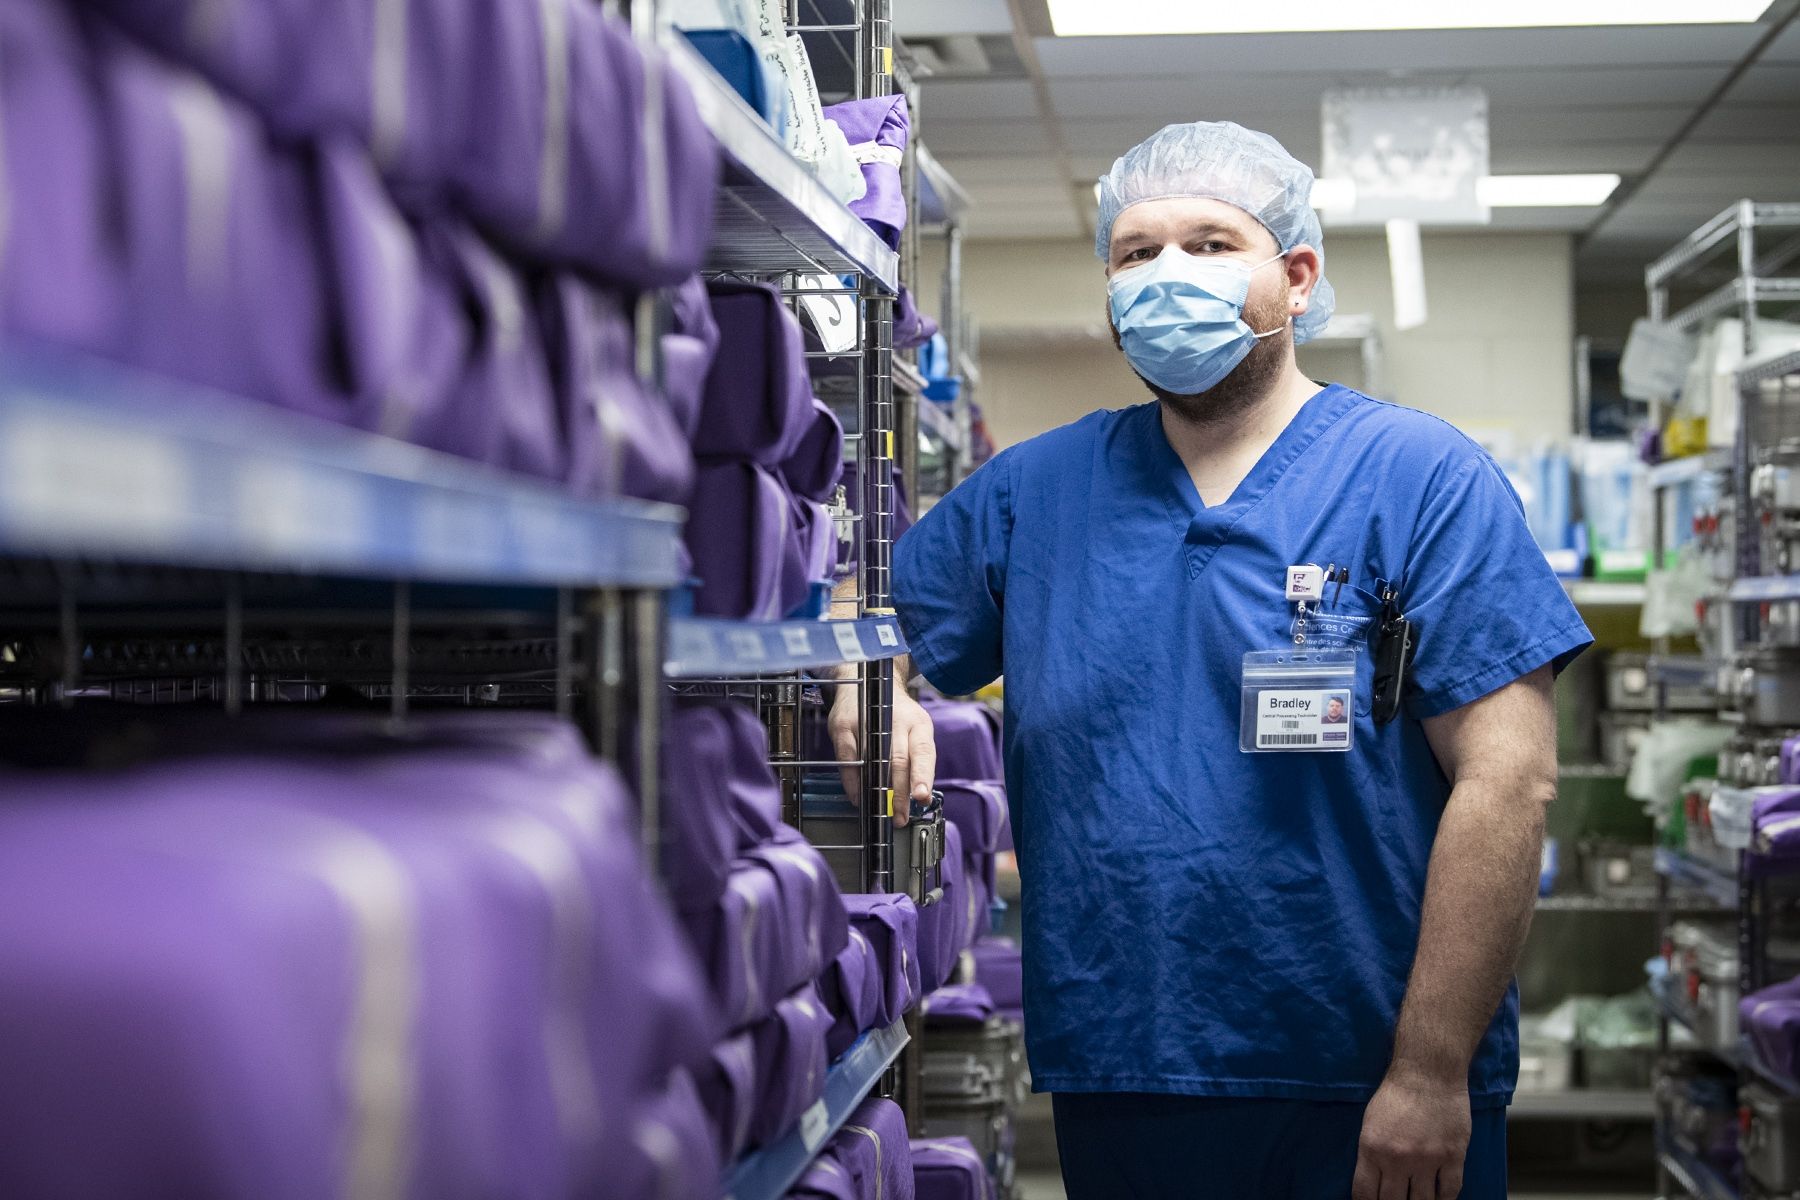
[1107,248,1288,395]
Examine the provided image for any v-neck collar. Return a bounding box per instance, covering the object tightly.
[1142,384,1361,579]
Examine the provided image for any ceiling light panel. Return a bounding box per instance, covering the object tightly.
[1476,174,1621,206]
[1306,175,1622,210]
[1047,1,1771,36]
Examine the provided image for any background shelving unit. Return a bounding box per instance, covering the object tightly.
[1642,272,1800,1199]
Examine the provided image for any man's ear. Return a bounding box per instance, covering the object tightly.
[1284,245,1323,317]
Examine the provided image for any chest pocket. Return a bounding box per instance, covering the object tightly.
[1280,583,1382,718]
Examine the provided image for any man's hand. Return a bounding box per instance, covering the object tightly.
[1352,1068,1471,1200]
[827,678,936,827]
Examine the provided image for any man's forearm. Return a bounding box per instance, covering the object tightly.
[1387,779,1546,1085]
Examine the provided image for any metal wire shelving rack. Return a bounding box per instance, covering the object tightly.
[651,0,978,1193]
[0,0,966,1194]
[1641,204,1800,1197]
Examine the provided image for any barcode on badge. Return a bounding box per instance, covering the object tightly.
[1259,733,1319,747]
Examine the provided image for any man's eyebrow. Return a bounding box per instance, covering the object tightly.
[1112,220,1251,250]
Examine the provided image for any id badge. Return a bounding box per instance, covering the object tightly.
[1240,649,1357,754]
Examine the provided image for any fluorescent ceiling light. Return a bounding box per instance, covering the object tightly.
[1476,173,1620,206]
[1308,178,1358,212]
[1047,1,1770,36]
[1308,174,1619,211]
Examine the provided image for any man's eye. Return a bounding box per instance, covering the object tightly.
[1126,248,1155,262]
[1196,241,1228,254]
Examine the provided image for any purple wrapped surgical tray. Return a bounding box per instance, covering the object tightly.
[0,0,124,358]
[922,983,997,1027]
[685,462,814,620]
[779,398,847,503]
[0,740,717,1198]
[826,1096,915,1200]
[684,828,849,1031]
[1743,976,1800,1087]
[537,273,695,504]
[745,983,835,1149]
[921,700,1002,785]
[695,1031,757,1163]
[971,937,1024,1023]
[86,0,718,288]
[698,280,814,464]
[911,1137,994,1200]
[822,94,910,250]
[663,274,721,439]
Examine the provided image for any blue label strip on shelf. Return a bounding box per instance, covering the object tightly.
[724,1019,909,1200]
[665,616,908,678]
[0,352,683,587]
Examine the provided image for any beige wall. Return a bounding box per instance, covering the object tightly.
[920,230,1578,453]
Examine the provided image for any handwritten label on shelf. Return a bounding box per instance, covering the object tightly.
[798,1100,831,1152]
[832,623,866,662]
[875,623,899,648]
[782,626,815,657]
[727,630,766,663]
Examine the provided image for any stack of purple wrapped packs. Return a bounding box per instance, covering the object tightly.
[920,696,1017,1010]
[1742,975,1800,1084]
[1747,785,1800,869]
[0,711,723,1200]
[2,0,717,503]
[665,698,861,1166]
[819,892,925,1058]
[912,1137,996,1200]
[684,280,843,619]
[784,1097,915,1200]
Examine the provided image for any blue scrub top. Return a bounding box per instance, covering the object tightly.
[893,385,1592,1106]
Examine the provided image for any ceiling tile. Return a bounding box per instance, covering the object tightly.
[916,79,1040,123]
[1725,63,1800,102]
[1690,103,1800,142]
[895,0,1014,38]
[1763,18,1800,64]
[1488,143,1663,173]
[928,154,1068,186]
[922,117,1054,156]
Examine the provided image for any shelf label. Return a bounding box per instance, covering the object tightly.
[417,489,505,572]
[235,462,370,560]
[798,1100,830,1152]
[510,500,584,577]
[668,622,715,670]
[5,411,188,546]
[782,626,814,657]
[875,623,899,648]
[832,623,866,661]
[727,629,766,662]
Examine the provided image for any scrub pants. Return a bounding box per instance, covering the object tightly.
[1052,1092,1508,1200]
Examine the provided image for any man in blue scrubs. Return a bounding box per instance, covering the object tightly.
[885,122,1591,1198]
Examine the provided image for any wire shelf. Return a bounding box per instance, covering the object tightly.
[669,37,898,292]
[0,352,682,589]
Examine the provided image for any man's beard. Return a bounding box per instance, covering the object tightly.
[1109,286,1292,425]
